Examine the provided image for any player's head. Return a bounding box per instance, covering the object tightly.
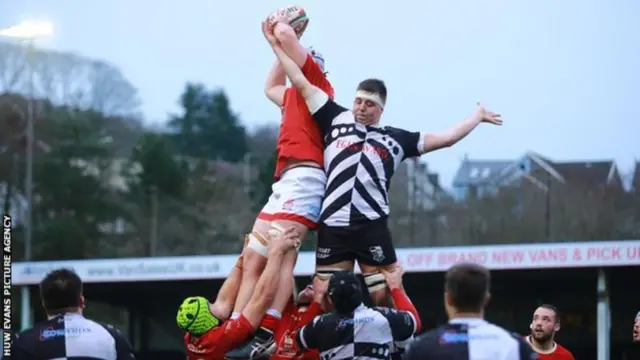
[633,311,640,343]
[328,270,363,314]
[443,263,491,318]
[307,47,325,74]
[530,304,561,343]
[354,78,386,126]
[176,296,221,336]
[39,268,85,316]
[297,284,315,306]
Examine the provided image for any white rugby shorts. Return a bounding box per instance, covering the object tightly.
[257,166,326,229]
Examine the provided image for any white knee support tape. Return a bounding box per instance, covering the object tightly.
[315,268,344,280]
[363,272,387,293]
[247,232,268,258]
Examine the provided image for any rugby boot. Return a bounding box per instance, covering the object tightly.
[225,327,275,360]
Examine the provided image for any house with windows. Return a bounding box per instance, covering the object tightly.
[390,158,451,213]
[451,152,623,201]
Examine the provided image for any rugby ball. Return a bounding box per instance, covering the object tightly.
[268,5,309,38]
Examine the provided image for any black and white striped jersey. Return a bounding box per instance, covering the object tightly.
[402,318,538,360]
[306,91,425,227]
[295,304,418,360]
[12,313,136,360]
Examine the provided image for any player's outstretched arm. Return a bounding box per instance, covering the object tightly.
[272,44,317,100]
[381,267,422,334]
[421,103,502,153]
[265,59,286,107]
[273,21,308,68]
[263,19,316,99]
[210,254,244,318]
[242,227,300,328]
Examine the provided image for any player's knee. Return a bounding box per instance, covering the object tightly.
[242,234,268,277]
[363,272,387,294]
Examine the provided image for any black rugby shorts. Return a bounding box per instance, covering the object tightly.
[316,217,397,267]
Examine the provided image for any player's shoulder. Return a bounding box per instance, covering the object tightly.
[15,317,63,343]
[376,125,416,138]
[414,326,442,344]
[371,305,407,318]
[481,321,521,339]
[310,311,340,326]
[555,343,575,358]
[96,320,129,341]
[13,325,41,347]
[402,327,441,357]
[372,305,395,313]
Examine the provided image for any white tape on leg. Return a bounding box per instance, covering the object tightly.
[363,272,387,293]
[247,232,268,258]
[315,267,344,280]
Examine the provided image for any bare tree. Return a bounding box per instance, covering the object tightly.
[446,179,631,246]
[0,41,28,93]
[85,60,141,117]
[0,41,141,117]
[247,123,279,165]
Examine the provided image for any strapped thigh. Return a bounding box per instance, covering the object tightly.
[247,231,269,258]
[247,221,300,258]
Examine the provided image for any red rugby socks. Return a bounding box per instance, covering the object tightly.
[260,314,281,333]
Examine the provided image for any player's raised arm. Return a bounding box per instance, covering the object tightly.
[270,10,334,100]
[241,227,300,328]
[263,21,315,99]
[263,20,346,133]
[272,15,308,68]
[265,59,286,107]
[420,103,503,153]
[210,253,244,318]
[381,267,422,334]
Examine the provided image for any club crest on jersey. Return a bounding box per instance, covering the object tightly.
[369,246,386,263]
[187,343,207,354]
[282,199,295,211]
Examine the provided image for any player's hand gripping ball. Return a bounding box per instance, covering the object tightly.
[267,5,309,38]
[176,296,220,336]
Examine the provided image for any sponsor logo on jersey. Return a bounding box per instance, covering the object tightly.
[439,331,469,344]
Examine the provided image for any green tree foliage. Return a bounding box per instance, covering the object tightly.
[32,107,125,260]
[123,132,192,255]
[252,151,277,210]
[127,132,188,199]
[168,83,248,162]
[0,95,27,217]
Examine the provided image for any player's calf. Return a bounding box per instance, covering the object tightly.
[232,230,270,314]
[227,222,303,360]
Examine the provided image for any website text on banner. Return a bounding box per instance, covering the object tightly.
[11,240,640,285]
[396,241,640,271]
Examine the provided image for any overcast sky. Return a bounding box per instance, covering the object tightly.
[3,0,639,187]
